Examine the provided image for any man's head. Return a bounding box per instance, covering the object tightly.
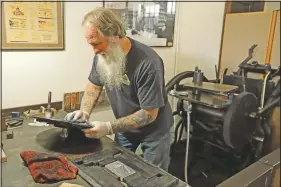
[82,8,128,90]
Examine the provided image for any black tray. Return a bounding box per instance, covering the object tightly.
[71,147,188,187]
[33,117,92,129]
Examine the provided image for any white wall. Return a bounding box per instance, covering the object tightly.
[2,2,225,109]
[173,2,225,138]
[264,2,280,11]
[175,2,225,78]
[2,2,102,108]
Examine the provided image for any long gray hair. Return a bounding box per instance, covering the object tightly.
[82,7,126,38]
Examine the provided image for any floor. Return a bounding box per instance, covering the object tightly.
[168,140,229,187]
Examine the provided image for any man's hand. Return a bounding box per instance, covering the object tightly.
[82,108,158,138]
[64,110,89,122]
[82,121,113,139]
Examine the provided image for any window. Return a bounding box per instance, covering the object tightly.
[145,4,160,17]
[167,1,176,14]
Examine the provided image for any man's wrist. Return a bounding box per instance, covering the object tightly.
[106,121,113,135]
[81,110,90,118]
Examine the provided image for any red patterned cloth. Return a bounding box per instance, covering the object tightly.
[20,150,78,183]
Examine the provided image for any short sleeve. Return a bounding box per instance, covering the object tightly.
[88,56,103,86]
[137,70,165,110]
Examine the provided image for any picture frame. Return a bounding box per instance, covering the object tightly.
[1,2,64,50]
[103,1,176,47]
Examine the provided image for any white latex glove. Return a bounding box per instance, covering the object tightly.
[82,121,113,139]
[64,110,89,122]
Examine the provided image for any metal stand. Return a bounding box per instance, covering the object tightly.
[183,100,192,184]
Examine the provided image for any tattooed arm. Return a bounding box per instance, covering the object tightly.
[80,81,103,116]
[110,108,159,133]
[82,108,159,139]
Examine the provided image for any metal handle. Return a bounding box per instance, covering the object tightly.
[260,71,271,108]
[183,100,192,184]
[48,92,52,105]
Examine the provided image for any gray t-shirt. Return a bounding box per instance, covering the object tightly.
[88,37,173,141]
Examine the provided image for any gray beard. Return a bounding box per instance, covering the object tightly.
[97,43,127,90]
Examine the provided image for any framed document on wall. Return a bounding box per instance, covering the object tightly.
[103,1,176,47]
[1,2,64,50]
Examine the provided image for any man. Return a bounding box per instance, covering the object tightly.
[64,8,173,171]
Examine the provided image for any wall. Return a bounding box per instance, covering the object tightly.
[220,11,274,77]
[2,2,225,110]
[264,2,280,11]
[175,2,225,78]
[2,2,101,109]
[172,2,225,138]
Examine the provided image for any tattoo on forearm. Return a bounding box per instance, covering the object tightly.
[132,110,154,127]
[80,86,102,115]
[86,91,96,97]
[111,109,155,133]
[81,100,92,111]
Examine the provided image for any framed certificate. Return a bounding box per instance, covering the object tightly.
[2,2,64,50]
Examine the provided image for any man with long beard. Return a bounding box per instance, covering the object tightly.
[64,8,173,171]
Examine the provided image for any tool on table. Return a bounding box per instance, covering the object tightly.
[33,117,93,130]
[28,121,49,127]
[11,112,21,119]
[24,106,46,118]
[5,111,24,129]
[45,91,52,118]
[6,119,23,128]
[24,91,57,119]
[6,130,14,139]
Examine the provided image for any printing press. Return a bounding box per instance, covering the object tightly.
[167,45,280,184]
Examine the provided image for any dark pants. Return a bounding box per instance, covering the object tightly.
[114,132,171,171]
